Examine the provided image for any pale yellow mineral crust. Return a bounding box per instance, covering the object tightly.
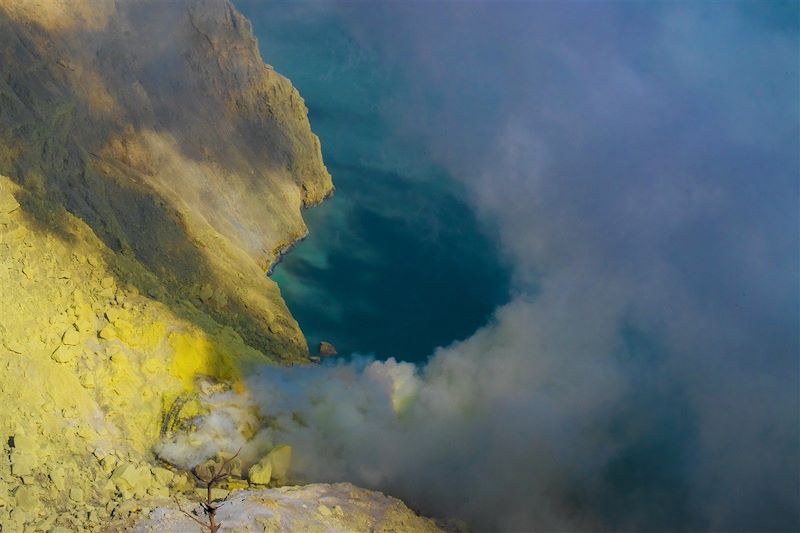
[0,175,274,529]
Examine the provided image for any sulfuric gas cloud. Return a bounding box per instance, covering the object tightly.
[162,2,799,531]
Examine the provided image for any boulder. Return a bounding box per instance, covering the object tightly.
[74,315,95,333]
[69,487,84,502]
[51,345,77,364]
[151,466,175,486]
[199,284,214,302]
[318,341,338,357]
[104,308,125,324]
[248,458,272,486]
[80,373,96,389]
[13,485,39,512]
[0,189,19,214]
[10,451,37,477]
[111,463,152,498]
[50,467,67,491]
[62,329,81,346]
[267,445,292,483]
[218,452,243,478]
[98,324,117,340]
[194,452,242,483]
[248,445,293,486]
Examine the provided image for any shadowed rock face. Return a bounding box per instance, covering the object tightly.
[0,0,333,360]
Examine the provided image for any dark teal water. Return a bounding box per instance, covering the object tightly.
[237,2,510,362]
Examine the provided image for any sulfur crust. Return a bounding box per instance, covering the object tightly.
[0,174,284,529]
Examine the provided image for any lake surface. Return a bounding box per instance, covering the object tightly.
[237,2,511,363]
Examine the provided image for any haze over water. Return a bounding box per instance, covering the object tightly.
[238,3,511,362]
[224,3,797,530]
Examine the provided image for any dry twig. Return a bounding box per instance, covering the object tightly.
[175,448,243,533]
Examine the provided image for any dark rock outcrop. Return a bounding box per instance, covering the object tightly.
[319,341,338,357]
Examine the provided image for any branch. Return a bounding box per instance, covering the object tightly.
[173,495,211,530]
[210,447,243,486]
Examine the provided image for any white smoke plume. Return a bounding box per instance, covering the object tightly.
[160,1,799,530]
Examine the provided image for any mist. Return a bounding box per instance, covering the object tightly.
[162,1,799,530]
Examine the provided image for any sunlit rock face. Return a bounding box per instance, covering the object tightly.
[0,0,333,360]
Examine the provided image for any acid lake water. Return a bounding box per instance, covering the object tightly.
[237,2,510,363]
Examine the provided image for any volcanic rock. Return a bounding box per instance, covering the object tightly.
[319,341,339,356]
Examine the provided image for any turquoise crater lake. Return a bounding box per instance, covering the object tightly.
[238,2,511,363]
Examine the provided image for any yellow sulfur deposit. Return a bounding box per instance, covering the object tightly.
[248,445,294,487]
[0,175,282,529]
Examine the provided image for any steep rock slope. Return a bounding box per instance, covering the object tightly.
[0,0,333,360]
[0,174,268,529]
[0,176,441,531]
[0,1,441,531]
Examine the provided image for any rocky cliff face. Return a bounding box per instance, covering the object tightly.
[0,2,437,532]
[0,0,333,361]
[0,178,439,530]
[0,174,266,529]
